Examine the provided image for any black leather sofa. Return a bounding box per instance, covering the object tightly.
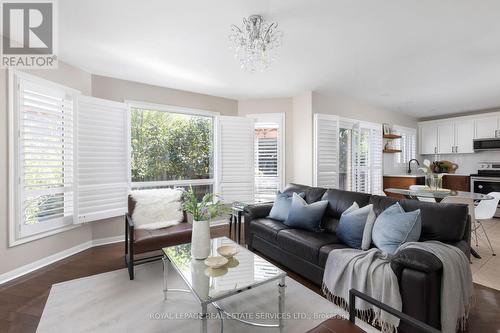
[244,183,471,333]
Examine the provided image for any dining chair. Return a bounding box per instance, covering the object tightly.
[409,185,436,203]
[439,195,487,261]
[474,192,500,256]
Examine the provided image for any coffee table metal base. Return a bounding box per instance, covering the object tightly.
[162,256,286,332]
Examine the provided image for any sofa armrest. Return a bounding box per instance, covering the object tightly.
[244,203,274,248]
[244,202,274,219]
[390,248,442,331]
[390,248,442,276]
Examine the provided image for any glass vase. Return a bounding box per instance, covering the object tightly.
[426,174,442,191]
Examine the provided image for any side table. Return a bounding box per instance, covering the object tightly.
[229,200,272,244]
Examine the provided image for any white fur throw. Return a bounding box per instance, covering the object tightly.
[130,188,184,230]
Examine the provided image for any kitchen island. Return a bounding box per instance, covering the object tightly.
[383,174,471,199]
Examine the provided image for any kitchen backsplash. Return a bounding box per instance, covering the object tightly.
[383,153,411,175]
[421,151,500,174]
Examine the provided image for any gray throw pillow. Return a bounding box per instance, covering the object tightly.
[372,202,422,254]
[336,202,376,250]
[268,191,305,221]
[284,193,328,232]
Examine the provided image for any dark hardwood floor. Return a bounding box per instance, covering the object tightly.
[0,225,499,333]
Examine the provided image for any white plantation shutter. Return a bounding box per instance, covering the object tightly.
[76,96,129,223]
[352,122,383,194]
[254,126,279,201]
[248,113,285,203]
[370,126,383,195]
[313,114,339,188]
[16,79,75,237]
[217,116,254,203]
[352,123,368,192]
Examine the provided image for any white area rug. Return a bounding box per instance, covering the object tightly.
[37,261,379,333]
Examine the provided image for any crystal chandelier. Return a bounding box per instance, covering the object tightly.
[229,15,283,72]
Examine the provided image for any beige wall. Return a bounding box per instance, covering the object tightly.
[291,92,314,186]
[91,75,238,115]
[0,63,94,276]
[312,91,418,129]
[0,66,238,277]
[237,98,294,184]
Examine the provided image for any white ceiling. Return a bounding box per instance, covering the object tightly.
[59,0,500,118]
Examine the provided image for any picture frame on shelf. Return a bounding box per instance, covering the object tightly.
[382,123,391,135]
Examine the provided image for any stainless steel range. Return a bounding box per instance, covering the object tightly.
[471,162,500,217]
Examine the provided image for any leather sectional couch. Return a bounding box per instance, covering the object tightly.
[244,183,471,333]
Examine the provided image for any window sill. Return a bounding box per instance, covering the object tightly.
[9,223,83,248]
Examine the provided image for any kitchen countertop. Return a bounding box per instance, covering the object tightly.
[384,174,424,178]
[384,173,470,177]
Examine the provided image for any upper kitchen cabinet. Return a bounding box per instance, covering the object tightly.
[454,119,475,153]
[419,123,439,154]
[419,118,475,154]
[475,116,499,139]
[437,122,455,154]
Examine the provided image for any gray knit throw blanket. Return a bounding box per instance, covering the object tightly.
[322,241,473,333]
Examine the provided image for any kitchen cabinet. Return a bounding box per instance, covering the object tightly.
[419,119,474,154]
[442,175,470,192]
[437,122,455,154]
[383,176,425,200]
[420,123,438,154]
[454,120,475,153]
[475,116,499,139]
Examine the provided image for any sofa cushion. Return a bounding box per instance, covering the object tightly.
[277,229,338,264]
[130,189,184,230]
[282,183,327,204]
[304,187,328,204]
[321,189,372,233]
[268,191,305,221]
[285,193,329,232]
[370,195,468,243]
[318,242,350,267]
[372,202,422,254]
[336,203,376,249]
[283,183,311,196]
[134,222,192,253]
[249,218,290,243]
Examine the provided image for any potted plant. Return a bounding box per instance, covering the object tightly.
[182,187,228,259]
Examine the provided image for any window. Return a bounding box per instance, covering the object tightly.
[9,71,78,243]
[340,121,383,194]
[314,114,383,194]
[338,127,352,190]
[129,103,216,197]
[393,125,417,165]
[247,113,285,202]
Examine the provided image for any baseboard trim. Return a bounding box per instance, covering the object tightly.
[92,235,124,247]
[0,235,125,285]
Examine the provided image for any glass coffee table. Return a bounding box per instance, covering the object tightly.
[162,237,286,332]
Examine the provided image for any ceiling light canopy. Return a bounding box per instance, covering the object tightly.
[229,15,283,73]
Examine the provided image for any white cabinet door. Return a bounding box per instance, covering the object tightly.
[437,122,454,154]
[419,123,438,155]
[454,120,474,153]
[475,116,499,139]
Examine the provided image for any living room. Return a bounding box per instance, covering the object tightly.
[1,1,499,332]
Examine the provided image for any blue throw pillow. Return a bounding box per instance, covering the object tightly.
[268,191,305,221]
[372,202,422,254]
[284,193,328,232]
[336,202,376,249]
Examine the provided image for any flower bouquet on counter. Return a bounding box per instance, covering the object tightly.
[418,159,444,190]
